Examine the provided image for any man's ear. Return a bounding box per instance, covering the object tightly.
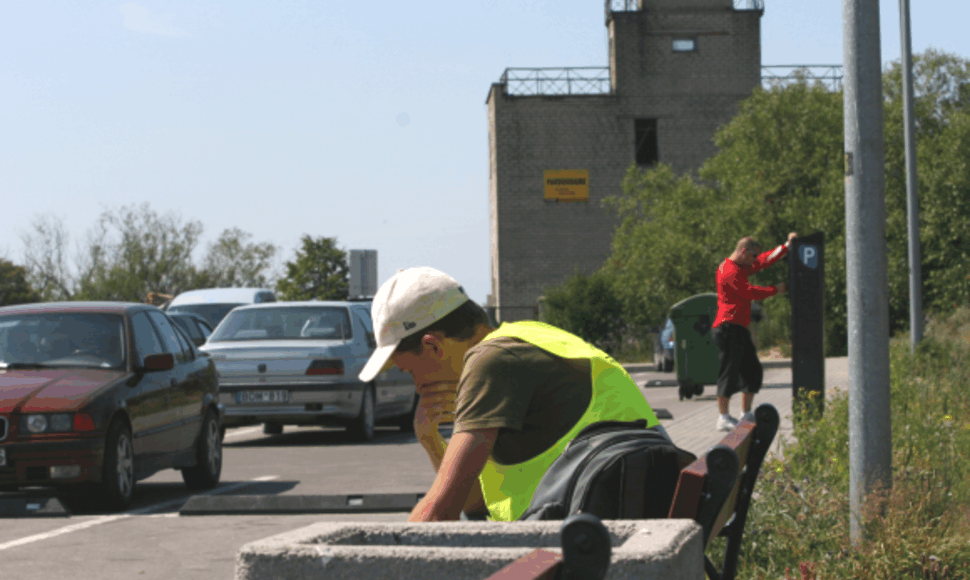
[420,333,446,359]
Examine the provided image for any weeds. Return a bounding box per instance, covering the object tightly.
[716,307,970,580]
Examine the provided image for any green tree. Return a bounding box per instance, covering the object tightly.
[697,80,846,354]
[542,269,625,355]
[883,49,970,324]
[74,203,204,301]
[21,215,75,301]
[275,235,349,301]
[199,227,278,288]
[606,51,970,356]
[0,259,40,306]
[21,205,279,302]
[602,164,731,335]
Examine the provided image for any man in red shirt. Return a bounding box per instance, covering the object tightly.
[711,233,797,431]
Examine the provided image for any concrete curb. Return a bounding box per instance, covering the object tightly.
[180,494,423,516]
[622,359,791,374]
[0,496,70,518]
[236,520,704,580]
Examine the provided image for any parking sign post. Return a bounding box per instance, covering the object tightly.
[788,233,825,415]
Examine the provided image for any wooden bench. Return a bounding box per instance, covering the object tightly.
[668,402,779,580]
[484,403,780,580]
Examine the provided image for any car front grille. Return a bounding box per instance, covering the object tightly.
[26,466,48,481]
[0,417,7,441]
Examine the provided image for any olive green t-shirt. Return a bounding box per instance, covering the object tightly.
[453,336,592,465]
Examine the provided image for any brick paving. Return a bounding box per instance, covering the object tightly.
[624,357,849,461]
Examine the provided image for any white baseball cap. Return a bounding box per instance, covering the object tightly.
[358,267,470,382]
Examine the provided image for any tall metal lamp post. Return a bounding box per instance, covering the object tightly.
[842,0,893,544]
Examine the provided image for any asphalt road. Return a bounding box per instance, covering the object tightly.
[0,425,429,580]
[0,357,848,580]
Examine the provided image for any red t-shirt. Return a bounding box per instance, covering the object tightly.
[713,244,789,329]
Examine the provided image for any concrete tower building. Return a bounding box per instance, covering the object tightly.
[486,0,763,321]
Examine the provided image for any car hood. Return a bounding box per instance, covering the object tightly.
[0,369,125,414]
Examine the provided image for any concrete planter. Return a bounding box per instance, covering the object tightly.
[236,519,703,580]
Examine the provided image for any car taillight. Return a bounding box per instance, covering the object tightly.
[306,359,344,376]
[73,414,96,432]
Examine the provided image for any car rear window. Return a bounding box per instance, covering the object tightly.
[209,307,353,342]
[0,312,126,369]
[167,303,243,328]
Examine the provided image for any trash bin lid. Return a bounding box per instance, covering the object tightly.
[669,293,717,319]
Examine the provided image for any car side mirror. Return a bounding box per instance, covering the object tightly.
[142,353,175,372]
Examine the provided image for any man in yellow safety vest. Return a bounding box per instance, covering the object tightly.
[359,267,659,522]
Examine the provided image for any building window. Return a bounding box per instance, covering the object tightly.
[672,38,697,52]
[635,119,658,166]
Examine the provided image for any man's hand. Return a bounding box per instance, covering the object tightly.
[414,381,457,442]
[410,381,458,473]
[787,232,798,244]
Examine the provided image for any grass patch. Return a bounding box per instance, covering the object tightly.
[713,307,970,579]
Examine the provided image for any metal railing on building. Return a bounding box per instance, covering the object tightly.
[498,65,843,97]
[733,0,765,10]
[607,0,638,12]
[606,0,764,14]
[500,67,611,97]
[762,65,844,91]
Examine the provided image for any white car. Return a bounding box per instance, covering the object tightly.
[201,301,416,442]
[166,288,277,329]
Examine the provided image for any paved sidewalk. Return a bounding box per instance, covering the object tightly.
[624,357,849,461]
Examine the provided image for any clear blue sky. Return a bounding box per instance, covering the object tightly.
[3,0,968,304]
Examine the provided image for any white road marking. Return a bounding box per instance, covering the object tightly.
[0,475,278,551]
[223,426,263,439]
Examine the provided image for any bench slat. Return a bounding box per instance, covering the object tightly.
[483,549,562,580]
[668,419,755,536]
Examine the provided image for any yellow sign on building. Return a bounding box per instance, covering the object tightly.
[543,170,589,202]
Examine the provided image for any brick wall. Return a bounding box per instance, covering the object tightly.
[488,0,761,322]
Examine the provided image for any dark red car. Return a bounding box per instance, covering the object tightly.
[0,302,223,511]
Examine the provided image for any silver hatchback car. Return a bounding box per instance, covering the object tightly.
[201,301,416,442]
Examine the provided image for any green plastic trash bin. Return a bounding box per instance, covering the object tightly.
[670,293,719,400]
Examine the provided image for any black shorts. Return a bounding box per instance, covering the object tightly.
[711,323,763,398]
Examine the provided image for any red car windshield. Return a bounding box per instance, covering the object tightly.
[0,313,126,370]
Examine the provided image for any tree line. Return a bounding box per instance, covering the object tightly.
[545,49,970,357]
[1,202,351,307]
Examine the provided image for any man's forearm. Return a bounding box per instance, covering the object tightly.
[421,430,487,517]
[409,429,497,522]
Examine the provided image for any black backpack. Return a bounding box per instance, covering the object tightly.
[519,419,696,521]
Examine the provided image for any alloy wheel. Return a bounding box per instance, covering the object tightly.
[205,419,222,476]
[115,434,134,499]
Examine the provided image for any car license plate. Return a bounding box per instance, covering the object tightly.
[0,448,6,467]
[236,390,290,404]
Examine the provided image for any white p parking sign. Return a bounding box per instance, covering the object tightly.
[799,245,818,269]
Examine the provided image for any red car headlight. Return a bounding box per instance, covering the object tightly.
[21,413,75,434]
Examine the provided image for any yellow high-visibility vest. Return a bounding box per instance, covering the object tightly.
[476,321,658,521]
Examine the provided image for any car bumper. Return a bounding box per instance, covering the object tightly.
[0,436,105,487]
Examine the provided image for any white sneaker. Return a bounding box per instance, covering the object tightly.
[740,411,756,424]
[716,415,739,432]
